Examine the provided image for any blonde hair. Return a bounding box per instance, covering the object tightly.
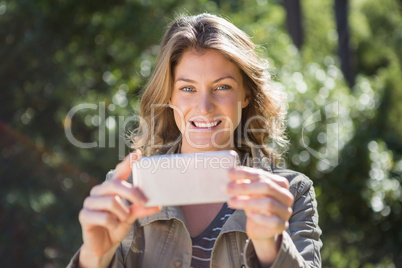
[133,13,287,163]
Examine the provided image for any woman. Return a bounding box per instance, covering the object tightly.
[69,13,322,268]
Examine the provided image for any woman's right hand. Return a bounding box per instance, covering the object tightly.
[78,150,161,267]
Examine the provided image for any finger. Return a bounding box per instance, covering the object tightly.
[228,167,261,182]
[228,167,290,189]
[227,180,294,207]
[229,196,292,220]
[127,205,161,222]
[79,208,119,231]
[83,195,130,222]
[247,212,289,233]
[262,173,290,189]
[90,179,148,205]
[113,149,142,181]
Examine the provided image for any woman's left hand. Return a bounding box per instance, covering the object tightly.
[227,167,294,265]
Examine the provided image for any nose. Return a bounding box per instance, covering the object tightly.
[197,91,215,114]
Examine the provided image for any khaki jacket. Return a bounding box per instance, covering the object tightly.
[68,143,322,267]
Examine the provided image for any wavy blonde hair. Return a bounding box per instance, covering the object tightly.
[133,13,287,163]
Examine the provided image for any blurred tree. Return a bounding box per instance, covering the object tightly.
[282,0,356,87]
[335,0,355,87]
[283,0,303,49]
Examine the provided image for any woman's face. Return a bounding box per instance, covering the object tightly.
[170,49,250,153]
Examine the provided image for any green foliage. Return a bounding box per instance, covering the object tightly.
[1,0,401,266]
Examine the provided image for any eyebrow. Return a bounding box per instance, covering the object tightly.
[174,75,239,84]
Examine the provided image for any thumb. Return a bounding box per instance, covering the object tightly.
[114,149,143,181]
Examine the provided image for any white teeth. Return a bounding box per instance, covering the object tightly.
[194,121,219,128]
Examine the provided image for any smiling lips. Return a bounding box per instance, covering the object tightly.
[191,120,222,129]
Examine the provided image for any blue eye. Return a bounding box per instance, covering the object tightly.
[216,85,231,90]
[181,86,195,92]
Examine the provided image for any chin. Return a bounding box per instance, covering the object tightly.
[189,140,233,151]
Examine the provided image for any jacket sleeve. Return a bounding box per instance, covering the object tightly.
[244,173,322,268]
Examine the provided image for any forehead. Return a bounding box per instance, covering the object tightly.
[173,49,243,80]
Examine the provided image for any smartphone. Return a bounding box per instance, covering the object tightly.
[132,150,239,207]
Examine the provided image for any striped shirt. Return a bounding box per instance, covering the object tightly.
[190,203,235,268]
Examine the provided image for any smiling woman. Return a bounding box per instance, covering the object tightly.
[169,49,250,153]
[69,13,322,268]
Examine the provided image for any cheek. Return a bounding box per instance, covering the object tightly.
[170,96,188,132]
[170,94,186,111]
[222,98,243,125]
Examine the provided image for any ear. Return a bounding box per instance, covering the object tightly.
[242,90,251,108]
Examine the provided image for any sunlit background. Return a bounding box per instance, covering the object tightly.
[1,0,401,267]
